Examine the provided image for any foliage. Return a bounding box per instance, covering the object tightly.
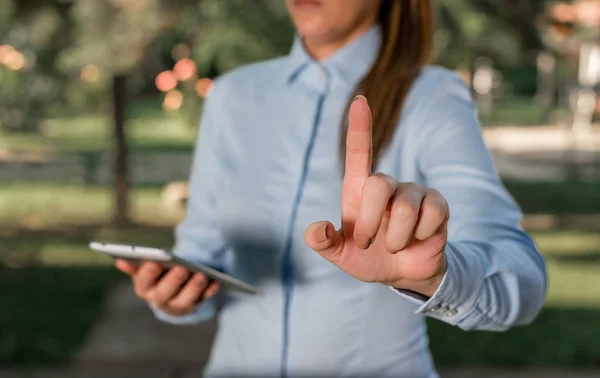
[436,0,551,96]
[0,0,557,128]
[0,2,71,131]
[56,0,167,112]
[191,0,294,75]
[436,0,522,68]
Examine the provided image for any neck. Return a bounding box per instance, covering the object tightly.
[302,22,377,61]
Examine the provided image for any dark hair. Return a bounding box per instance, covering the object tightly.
[340,0,434,169]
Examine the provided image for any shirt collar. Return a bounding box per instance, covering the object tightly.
[283,24,382,87]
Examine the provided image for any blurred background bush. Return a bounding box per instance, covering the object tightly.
[1,0,600,375]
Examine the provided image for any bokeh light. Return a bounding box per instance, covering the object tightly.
[551,3,575,23]
[0,45,16,64]
[173,58,197,81]
[4,50,26,71]
[195,78,213,97]
[162,89,184,112]
[155,70,177,92]
[80,64,100,83]
[576,1,600,27]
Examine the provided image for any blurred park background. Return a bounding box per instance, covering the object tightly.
[2,0,600,376]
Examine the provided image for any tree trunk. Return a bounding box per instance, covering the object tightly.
[111,75,131,227]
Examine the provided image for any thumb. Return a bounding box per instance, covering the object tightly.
[304,221,343,262]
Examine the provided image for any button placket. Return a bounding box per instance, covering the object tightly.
[317,64,326,84]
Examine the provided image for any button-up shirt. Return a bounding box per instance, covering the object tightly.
[153,25,547,378]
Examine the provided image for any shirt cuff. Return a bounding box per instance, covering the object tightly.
[150,297,217,325]
[390,242,486,326]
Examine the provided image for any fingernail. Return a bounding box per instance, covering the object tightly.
[354,95,367,104]
[316,224,330,243]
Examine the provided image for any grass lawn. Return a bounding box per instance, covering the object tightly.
[0,101,197,155]
[504,180,600,214]
[0,267,122,366]
[1,181,599,367]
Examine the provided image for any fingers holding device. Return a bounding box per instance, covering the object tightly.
[89,241,259,316]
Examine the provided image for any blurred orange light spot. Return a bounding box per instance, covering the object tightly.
[156,71,177,92]
[195,78,213,97]
[4,50,26,71]
[551,3,575,23]
[0,45,15,63]
[173,58,197,81]
[576,0,600,26]
[80,64,100,83]
[163,89,184,113]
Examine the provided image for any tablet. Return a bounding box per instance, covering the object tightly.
[89,241,259,295]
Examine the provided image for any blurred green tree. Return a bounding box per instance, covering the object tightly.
[1,0,554,226]
[191,0,293,75]
[436,0,548,71]
[59,0,196,226]
[0,0,72,132]
[436,0,554,99]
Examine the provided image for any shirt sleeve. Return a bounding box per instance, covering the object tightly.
[151,80,228,325]
[392,70,547,331]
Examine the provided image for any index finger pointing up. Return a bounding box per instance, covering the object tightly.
[344,95,373,181]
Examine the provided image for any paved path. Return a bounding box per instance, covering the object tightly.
[485,126,600,181]
[75,282,216,368]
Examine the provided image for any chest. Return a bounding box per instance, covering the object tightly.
[213,86,418,257]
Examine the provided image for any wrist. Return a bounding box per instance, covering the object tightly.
[390,255,447,298]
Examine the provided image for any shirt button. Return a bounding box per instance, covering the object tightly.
[430,304,442,312]
[444,308,458,316]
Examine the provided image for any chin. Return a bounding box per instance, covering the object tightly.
[296,23,335,41]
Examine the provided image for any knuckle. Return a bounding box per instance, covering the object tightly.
[426,187,441,197]
[189,275,208,289]
[367,174,394,195]
[427,188,448,205]
[423,201,446,222]
[172,267,189,282]
[145,264,162,276]
[393,199,419,220]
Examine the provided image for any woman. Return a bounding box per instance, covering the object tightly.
[117,0,547,377]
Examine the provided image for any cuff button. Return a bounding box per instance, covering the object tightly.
[444,308,458,316]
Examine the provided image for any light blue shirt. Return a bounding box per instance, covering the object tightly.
[153,25,547,378]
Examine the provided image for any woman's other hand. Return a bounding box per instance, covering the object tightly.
[116,259,220,317]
